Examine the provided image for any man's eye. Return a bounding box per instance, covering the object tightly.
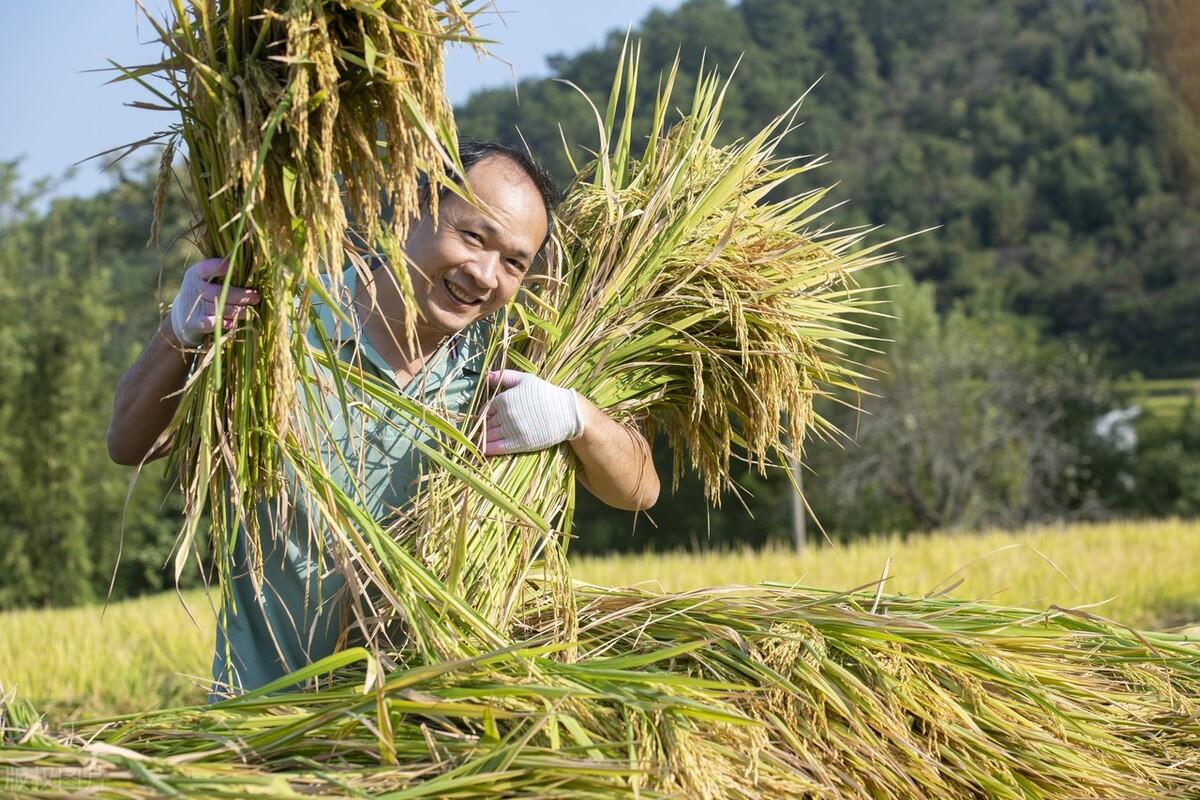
[508,259,527,273]
[462,229,483,243]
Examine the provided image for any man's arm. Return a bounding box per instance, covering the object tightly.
[107,317,191,466]
[483,369,660,511]
[569,396,659,511]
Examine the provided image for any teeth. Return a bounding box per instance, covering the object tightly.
[444,280,477,305]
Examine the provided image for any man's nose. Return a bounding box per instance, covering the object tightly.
[464,250,501,289]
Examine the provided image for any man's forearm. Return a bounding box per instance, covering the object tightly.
[107,316,192,466]
[568,396,660,511]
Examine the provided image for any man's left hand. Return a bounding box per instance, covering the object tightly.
[484,369,585,456]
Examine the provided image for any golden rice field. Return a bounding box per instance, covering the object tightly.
[3,518,1197,722]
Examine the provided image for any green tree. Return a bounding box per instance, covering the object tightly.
[1129,400,1200,517]
[455,0,1200,376]
[804,270,1123,535]
[0,160,193,608]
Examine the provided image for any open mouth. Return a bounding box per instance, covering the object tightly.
[443,278,482,307]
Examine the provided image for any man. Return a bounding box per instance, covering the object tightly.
[107,141,659,694]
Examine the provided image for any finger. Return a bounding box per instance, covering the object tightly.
[486,369,525,391]
[200,298,247,320]
[195,315,242,335]
[484,436,511,457]
[193,257,230,281]
[486,419,504,439]
[200,281,260,305]
[221,304,254,322]
[484,407,512,431]
[193,315,218,335]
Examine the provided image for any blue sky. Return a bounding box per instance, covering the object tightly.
[0,1,681,200]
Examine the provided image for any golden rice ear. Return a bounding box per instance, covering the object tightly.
[146,136,176,248]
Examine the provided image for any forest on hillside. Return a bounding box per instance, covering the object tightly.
[1,0,1197,607]
[457,0,1200,377]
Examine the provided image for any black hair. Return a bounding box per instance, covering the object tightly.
[420,139,560,254]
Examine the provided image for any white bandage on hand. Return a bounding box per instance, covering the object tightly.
[484,369,585,456]
[170,257,260,347]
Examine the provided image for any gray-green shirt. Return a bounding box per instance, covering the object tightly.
[210,268,485,697]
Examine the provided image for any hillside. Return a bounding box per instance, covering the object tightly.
[455,0,1200,376]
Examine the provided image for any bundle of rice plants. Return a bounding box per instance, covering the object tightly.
[374,44,891,650]
[112,0,485,664]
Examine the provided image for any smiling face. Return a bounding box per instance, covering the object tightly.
[402,155,549,347]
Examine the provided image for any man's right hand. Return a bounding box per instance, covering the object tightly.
[170,258,261,347]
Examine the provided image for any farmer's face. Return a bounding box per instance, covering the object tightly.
[404,156,548,342]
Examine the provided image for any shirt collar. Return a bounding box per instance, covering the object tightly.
[309,267,485,389]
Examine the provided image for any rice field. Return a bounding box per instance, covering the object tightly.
[575,517,1200,630]
[3,518,1196,722]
